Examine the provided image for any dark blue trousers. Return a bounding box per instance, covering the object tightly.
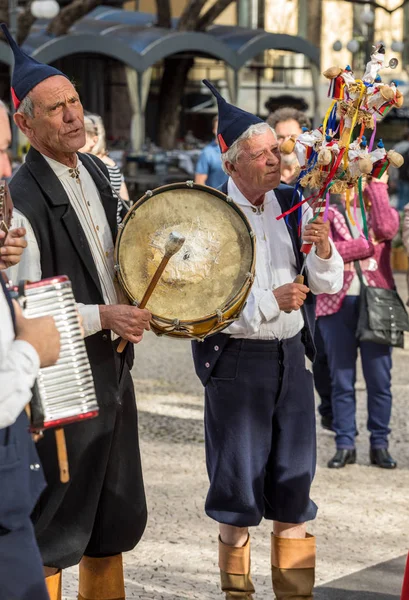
[318,296,392,450]
[0,522,49,600]
[0,412,48,600]
[313,323,333,419]
[204,334,317,528]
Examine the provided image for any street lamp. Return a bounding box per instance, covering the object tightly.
[8,0,61,158]
[31,1,61,20]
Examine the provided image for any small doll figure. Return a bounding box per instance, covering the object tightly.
[366,83,395,114]
[347,136,372,180]
[362,43,386,84]
[317,134,340,171]
[293,126,323,168]
[369,139,404,178]
[323,65,355,100]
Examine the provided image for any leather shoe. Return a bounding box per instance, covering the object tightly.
[320,415,334,431]
[328,449,356,469]
[370,448,397,469]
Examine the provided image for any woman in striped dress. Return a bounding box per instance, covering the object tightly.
[80,113,130,223]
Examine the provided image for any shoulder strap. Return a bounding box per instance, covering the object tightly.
[219,180,229,195]
[337,203,365,287]
[274,185,303,272]
[80,153,131,213]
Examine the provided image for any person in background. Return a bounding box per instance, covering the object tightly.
[194,116,228,189]
[401,197,409,305]
[392,129,409,211]
[268,106,334,429]
[0,98,61,600]
[317,174,399,470]
[0,100,12,180]
[267,107,311,186]
[80,113,130,223]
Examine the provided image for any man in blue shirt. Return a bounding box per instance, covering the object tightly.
[195,117,228,189]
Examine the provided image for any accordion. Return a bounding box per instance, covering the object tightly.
[12,275,99,432]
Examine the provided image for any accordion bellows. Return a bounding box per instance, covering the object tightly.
[14,276,99,431]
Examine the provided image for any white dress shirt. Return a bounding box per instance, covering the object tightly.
[224,179,344,340]
[0,288,40,429]
[8,155,120,338]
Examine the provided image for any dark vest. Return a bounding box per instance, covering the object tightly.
[10,148,133,407]
[192,182,316,386]
[0,277,46,531]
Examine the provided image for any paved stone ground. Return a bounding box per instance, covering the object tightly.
[62,274,409,599]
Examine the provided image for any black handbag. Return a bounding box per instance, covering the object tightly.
[336,203,409,348]
[355,260,409,348]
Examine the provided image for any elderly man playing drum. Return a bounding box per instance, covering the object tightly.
[2,25,150,600]
[192,81,344,600]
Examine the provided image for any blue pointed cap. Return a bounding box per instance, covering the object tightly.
[203,79,263,152]
[377,139,384,148]
[1,23,67,110]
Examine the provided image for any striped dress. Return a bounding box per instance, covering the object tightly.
[106,162,124,224]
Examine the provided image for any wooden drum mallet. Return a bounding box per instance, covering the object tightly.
[117,231,186,353]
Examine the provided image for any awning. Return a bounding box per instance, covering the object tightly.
[0,6,320,74]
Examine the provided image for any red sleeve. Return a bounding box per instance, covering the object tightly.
[365,181,400,241]
[331,207,375,263]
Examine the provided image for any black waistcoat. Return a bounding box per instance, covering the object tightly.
[10,148,132,406]
[192,182,316,386]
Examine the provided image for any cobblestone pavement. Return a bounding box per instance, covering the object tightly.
[62,275,409,599]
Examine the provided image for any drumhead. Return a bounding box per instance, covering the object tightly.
[115,183,255,322]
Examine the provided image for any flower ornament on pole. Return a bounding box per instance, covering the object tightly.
[277,43,404,253]
[31,0,60,20]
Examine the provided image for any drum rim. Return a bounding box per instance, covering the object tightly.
[114,180,256,322]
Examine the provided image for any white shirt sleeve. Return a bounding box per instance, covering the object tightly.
[0,340,40,429]
[76,303,102,337]
[0,287,41,428]
[221,286,281,336]
[8,211,102,339]
[301,207,344,295]
[305,239,344,294]
[7,210,41,283]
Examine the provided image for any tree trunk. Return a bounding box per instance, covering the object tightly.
[18,3,35,45]
[47,0,105,37]
[177,0,208,30]
[0,1,8,29]
[156,0,235,148]
[196,0,236,30]
[156,0,172,28]
[157,57,194,149]
[306,0,322,49]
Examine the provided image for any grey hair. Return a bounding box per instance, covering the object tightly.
[221,122,276,173]
[0,99,8,114]
[17,94,35,118]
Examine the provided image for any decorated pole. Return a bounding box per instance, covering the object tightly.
[277,42,405,245]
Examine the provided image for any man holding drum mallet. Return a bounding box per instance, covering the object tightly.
[192,81,344,599]
[2,24,150,600]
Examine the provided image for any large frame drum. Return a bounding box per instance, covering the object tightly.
[114,182,256,339]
